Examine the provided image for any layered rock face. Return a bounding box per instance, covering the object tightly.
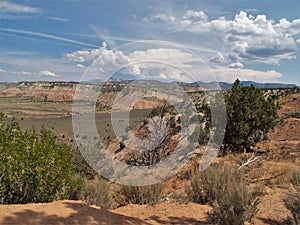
[0,81,192,106]
[0,82,78,102]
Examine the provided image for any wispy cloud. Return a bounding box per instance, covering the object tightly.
[13,71,35,76]
[46,16,69,22]
[1,28,99,48]
[0,51,83,82]
[0,1,40,19]
[68,26,217,55]
[0,1,40,14]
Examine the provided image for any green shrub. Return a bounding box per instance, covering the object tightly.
[0,114,76,204]
[115,183,163,206]
[79,177,112,209]
[187,163,259,225]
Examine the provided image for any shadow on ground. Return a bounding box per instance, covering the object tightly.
[149,215,211,224]
[2,201,151,225]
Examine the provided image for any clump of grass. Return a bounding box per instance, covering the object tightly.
[114,183,163,206]
[265,162,297,187]
[79,177,112,209]
[187,163,238,204]
[169,192,188,203]
[209,181,259,225]
[187,163,259,225]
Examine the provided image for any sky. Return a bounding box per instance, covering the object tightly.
[0,0,300,85]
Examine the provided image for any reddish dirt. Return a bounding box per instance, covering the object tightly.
[256,93,300,159]
[0,200,211,225]
[251,93,300,224]
[254,187,294,225]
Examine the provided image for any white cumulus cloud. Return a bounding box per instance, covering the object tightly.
[228,62,244,69]
[76,64,85,68]
[64,43,283,83]
[182,10,208,21]
[209,53,225,63]
[39,70,58,77]
[145,10,300,64]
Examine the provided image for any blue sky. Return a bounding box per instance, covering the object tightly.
[0,0,300,84]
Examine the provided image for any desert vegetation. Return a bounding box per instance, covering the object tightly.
[0,113,75,204]
[0,80,299,224]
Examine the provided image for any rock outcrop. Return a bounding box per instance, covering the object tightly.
[0,81,78,102]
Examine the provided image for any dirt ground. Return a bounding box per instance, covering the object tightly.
[0,200,211,225]
[0,188,294,225]
[0,93,299,225]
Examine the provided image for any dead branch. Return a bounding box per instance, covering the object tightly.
[247,172,286,183]
[238,153,259,171]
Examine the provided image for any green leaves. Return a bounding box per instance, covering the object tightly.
[0,117,75,204]
[224,79,279,152]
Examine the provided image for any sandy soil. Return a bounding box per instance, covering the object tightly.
[0,200,211,225]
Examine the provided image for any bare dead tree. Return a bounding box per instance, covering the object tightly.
[127,104,179,166]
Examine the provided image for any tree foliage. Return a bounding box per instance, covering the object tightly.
[0,113,75,204]
[224,79,279,152]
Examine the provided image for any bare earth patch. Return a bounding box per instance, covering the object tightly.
[0,200,211,225]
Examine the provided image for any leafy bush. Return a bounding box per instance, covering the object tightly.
[0,114,76,204]
[79,177,112,209]
[115,183,163,206]
[187,163,259,225]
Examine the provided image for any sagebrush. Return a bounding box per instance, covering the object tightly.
[79,176,112,209]
[188,163,259,225]
[115,183,163,206]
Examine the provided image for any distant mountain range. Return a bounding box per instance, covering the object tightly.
[98,75,299,89]
[0,80,298,92]
[185,81,299,90]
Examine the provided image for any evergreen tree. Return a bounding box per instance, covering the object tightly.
[224,79,279,152]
